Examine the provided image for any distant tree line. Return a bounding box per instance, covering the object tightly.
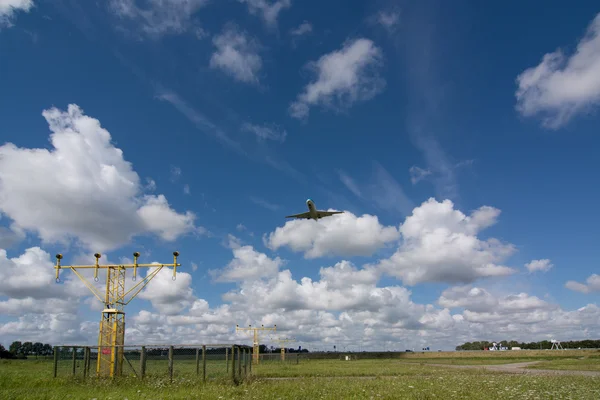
[0,341,54,359]
[456,339,600,351]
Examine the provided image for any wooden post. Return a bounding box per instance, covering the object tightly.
[237,346,241,378]
[243,349,247,378]
[202,345,206,383]
[140,346,147,380]
[83,347,90,378]
[168,346,174,382]
[53,346,58,378]
[195,348,200,376]
[296,353,299,364]
[72,347,77,375]
[230,345,236,383]
[226,347,229,373]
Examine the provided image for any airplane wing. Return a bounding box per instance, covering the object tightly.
[285,211,312,219]
[316,210,344,218]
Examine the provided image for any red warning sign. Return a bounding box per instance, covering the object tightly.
[102,348,111,355]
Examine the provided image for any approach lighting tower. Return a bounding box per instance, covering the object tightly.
[550,339,564,350]
[236,324,276,364]
[276,337,296,361]
[54,251,180,377]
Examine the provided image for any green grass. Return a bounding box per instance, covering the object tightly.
[527,357,600,371]
[393,358,536,365]
[2,357,600,399]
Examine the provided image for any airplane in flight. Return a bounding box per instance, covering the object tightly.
[285,199,344,220]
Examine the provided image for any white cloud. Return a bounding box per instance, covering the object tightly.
[0,0,33,27]
[290,21,312,36]
[265,211,399,259]
[515,12,600,128]
[0,104,200,252]
[1,245,599,350]
[210,23,263,84]
[109,0,209,36]
[289,38,385,119]
[525,259,553,273]
[241,122,287,142]
[238,0,291,27]
[138,266,196,315]
[210,235,284,282]
[566,274,600,294]
[374,198,517,285]
[183,184,190,194]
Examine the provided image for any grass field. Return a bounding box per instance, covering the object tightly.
[1,350,600,399]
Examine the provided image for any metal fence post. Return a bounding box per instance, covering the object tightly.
[140,346,146,380]
[226,347,229,373]
[168,346,174,382]
[202,345,206,383]
[53,346,58,378]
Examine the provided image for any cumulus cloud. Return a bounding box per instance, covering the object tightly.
[515,12,600,128]
[0,0,33,27]
[0,104,200,252]
[265,211,399,259]
[289,38,385,119]
[109,0,209,36]
[566,274,600,294]
[238,0,291,27]
[1,245,599,350]
[210,23,263,84]
[525,259,553,273]
[210,235,284,282]
[374,198,517,285]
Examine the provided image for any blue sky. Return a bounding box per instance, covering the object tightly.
[0,0,599,351]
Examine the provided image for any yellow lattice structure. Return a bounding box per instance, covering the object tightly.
[235,324,276,364]
[54,251,180,377]
[276,337,296,361]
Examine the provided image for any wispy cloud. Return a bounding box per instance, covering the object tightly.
[336,163,413,217]
[291,21,312,36]
[369,7,401,34]
[0,0,34,28]
[241,122,287,143]
[238,0,291,28]
[155,90,246,156]
[249,196,280,211]
[368,161,414,216]
[108,0,209,37]
[336,169,363,198]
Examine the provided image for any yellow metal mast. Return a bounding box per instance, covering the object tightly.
[54,251,180,377]
[276,337,296,361]
[235,324,276,364]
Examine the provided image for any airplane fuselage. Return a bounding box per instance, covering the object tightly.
[306,199,318,219]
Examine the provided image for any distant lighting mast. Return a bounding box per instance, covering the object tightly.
[54,251,181,377]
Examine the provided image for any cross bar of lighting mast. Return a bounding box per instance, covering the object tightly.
[236,324,276,364]
[276,337,296,361]
[53,251,181,377]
